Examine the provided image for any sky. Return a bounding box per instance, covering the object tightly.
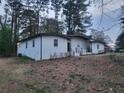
[48,0,124,44]
[88,0,124,44]
[0,0,124,44]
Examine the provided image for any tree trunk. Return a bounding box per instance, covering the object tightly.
[13,11,18,56]
[36,11,39,34]
[55,11,59,33]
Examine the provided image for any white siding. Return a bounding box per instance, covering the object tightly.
[42,36,68,59]
[70,37,88,56]
[91,43,105,54]
[17,35,92,61]
[17,37,41,60]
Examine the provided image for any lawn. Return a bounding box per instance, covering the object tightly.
[0,54,124,93]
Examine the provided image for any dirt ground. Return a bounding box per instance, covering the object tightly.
[0,54,124,93]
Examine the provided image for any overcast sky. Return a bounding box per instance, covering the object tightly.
[0,0,124,44]
[88,0,124,43]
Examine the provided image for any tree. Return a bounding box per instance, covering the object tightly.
[0,3,11,31]
[6,0,23,54]
[41,18,63,34]
[63,0,91,34]
[29,0,49,33]
[116,32,124,52]
[51,0,63,20]
[91,29,112,44]
[0,27,12,56]
[115,17,124,52]
[121,17,124,29]
[19,9,37,36]
[51,0,63,33]
[0,3,13,56]
[20,18,64,39]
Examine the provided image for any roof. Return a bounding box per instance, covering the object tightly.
[90,40,106,45]
[68,34,90,40]
[18,33,70,42]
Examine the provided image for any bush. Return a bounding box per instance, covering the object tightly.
[0,27,13,56]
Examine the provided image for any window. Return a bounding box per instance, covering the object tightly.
[67,42,71,52]
[54,39,58,47]
[26,41,28,48]
[77,45,80,47]
[75,48,78,53]
[32,40,35,47]
[97,44,99,49]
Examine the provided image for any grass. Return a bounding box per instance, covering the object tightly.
[23,83,47,93]
[108,53,124,64]
[24,68,33,75]
[0,57,46,93]
[17,56,33,63]
[0,64,48,93]
[68,72,91,93]
[104,80,122,93]
[75,84,85,93]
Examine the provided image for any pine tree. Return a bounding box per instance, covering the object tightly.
[41,18,63,33]
[29,0,49,33]
[51,0,63,20]
[51,0,63,33]
[19,9,37,37]
[116,18,124,52]
[63,0,91,35]
[116,32,124,52]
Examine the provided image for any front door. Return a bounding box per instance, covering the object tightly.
[67,42,71,52]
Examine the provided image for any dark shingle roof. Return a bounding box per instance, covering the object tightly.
[19,33,90,42]
[19,33,69,42]
[68,34,90,40]
[90,40,106,45]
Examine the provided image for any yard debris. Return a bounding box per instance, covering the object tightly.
[0,55,124,93]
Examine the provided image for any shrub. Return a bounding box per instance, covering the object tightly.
[0,27,13,56]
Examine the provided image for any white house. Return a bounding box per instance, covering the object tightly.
[68,35,90,56]
[17,33,69,61]
[90,40,105,54]
[17,33,106,61]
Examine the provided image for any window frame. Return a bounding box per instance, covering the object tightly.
[26,41,28,48]
[97,44,99,49]
[32,40,35,47]
[54,39,58,47]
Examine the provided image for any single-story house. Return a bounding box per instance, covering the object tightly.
[68,35,90,56]
[17,33,69,60]
[90,40,105,54]
[17,33,106,61]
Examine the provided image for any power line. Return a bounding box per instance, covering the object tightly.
[104,23,121,32]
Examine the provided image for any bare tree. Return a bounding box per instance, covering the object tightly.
[91,29,113,43]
